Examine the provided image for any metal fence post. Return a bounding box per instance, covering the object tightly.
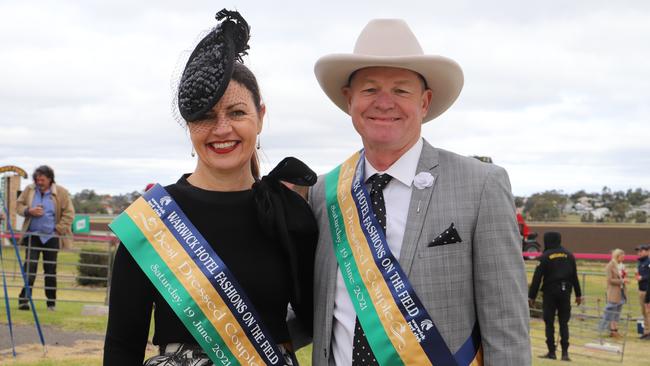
[105,239,114,305]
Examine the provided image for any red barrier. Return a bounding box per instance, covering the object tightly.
[523,252,639,261]
[2,234,642,257]
[1,232,23,240]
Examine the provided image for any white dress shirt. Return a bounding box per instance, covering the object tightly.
[331,138,423,365]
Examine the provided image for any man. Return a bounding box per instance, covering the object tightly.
[16,165,74,311]
[528,232,583,361]
[310,19,531,365]
[646,267,650,331]
[636,244,650,339]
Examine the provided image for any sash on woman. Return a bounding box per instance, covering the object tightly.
[325,151,483,366]
[110,184,284,366]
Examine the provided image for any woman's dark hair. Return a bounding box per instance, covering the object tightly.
[178,10,262,179]
[231,62,262,179]
[32,165,55,184]
[232,62,261,112]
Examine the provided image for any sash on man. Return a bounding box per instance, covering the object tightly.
[325,151,482,366]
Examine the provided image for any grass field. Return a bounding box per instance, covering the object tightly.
[0,245,110,333]
[2,248,649,365]
[526,260,647,365]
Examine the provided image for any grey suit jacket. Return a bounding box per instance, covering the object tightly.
[310,140,531,365]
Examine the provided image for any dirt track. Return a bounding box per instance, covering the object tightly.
[0,323,157,363]
[529,223,650,254]
[92,221,650,254]
[0,323,104,362]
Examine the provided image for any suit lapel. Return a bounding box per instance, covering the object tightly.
[399,140,439,276]
[323,200,341,354]
[325,235,338,313]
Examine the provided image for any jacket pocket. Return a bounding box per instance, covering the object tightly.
[418,240,469,258]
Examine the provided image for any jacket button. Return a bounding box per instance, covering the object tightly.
[323,348,327,358]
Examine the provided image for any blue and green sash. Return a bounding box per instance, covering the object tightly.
[109,184,283,366]
[325,151,483,366]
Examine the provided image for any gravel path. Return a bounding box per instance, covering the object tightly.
[0,322,105,361]
[0,322,104,349]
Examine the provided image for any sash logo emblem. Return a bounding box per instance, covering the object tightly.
[420,319,433,331]
[160,196,172,206]
[145,191,172,217]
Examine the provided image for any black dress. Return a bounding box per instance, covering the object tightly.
[104,165,317,365]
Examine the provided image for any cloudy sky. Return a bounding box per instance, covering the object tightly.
[1,1,648,196]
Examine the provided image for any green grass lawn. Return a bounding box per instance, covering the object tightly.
[2,251,648,365]
[1,244,109,333]
[526,259,648,365]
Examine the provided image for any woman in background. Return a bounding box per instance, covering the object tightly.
[598,248,628,338]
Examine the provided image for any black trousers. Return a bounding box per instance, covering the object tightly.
[18,235,60,307]
[542,283,572,352]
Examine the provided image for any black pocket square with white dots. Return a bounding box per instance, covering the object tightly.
[428,223,462,247]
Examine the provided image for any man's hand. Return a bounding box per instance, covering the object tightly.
[576,296,584,306]
[528,298,535,307]
[28,206,44,217]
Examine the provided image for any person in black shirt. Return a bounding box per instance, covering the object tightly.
[636,244,650,339]
[103,10,317,366]
[529,231,583,361]
[646,270,650,332]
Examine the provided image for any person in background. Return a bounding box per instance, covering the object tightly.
[529,231,583,361]
[645,264,650,333]
[598,248,628,339]
[16,165,75,311]
[635,244,650,339]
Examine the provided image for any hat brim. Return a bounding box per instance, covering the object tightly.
[314,54,463,123]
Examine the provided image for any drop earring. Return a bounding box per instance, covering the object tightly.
[256,135,261,150]
[191,146,196,157]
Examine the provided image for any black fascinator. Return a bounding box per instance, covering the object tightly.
[178,9,250,122]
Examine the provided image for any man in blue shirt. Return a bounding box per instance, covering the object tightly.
[636,244,650,339]
[16,166,74,311]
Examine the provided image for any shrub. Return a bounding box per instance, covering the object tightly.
[77,247,113,286]
[634,211,647,223]
[581,212,594,222]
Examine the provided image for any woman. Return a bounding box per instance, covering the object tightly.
[598,248,628,338]
[104,10,317,365]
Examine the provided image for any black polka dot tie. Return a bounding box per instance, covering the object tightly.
[367,173,392,232]
[352,318,377,365]
[352,173,392,365]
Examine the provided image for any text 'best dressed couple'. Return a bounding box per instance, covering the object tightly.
[103,9,531,366]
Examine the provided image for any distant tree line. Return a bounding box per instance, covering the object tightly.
[71,189,141,214]
[69,186,650,222]
[516,187,650,223]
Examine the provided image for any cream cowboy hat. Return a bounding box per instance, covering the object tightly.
[314,19,463,123]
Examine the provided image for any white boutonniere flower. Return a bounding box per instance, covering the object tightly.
[413,172,434,189]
